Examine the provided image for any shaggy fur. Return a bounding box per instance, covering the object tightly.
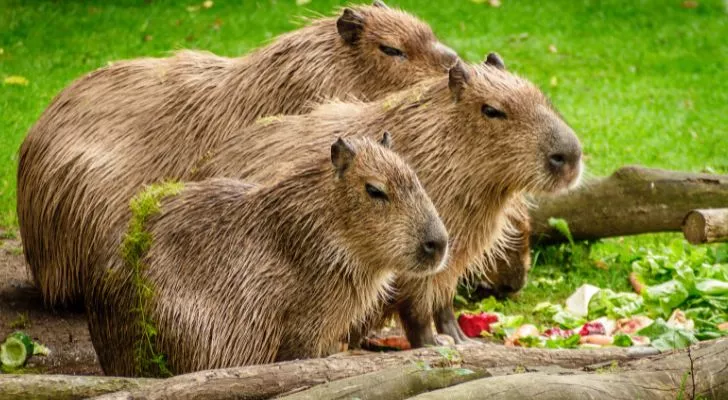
[17,2,459,307]
[87,136,448,375]
[194,60,583,347]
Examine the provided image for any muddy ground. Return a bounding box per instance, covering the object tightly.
[0,230,102,375]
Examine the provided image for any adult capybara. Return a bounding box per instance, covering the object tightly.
[195,57,583,347]
[87,134,449,376]
[17,1,459,307]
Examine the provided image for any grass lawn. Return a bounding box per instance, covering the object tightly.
[1,0,727,318]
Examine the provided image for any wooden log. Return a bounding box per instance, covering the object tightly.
[530,166,728,243]
[277,365,486,400]
[0,344,649,400]
[409,339,728,400]
[682,208,728,244]
[0,374,154,400]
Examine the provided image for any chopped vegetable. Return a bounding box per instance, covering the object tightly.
[667,309,695,331]
[588,289,643,319]
[613,334,633,347]
[543,327,574,338]
[544,334,581,349]
[643,280,690,317]
[695,279,728,296]
[456,240,728,351]
[1,332,34,369]
[505,324,540,347]
[579,321,606,336]
[364,336,411,351]
[615,316,653,335]
[534,302,585,329]
[579,334,613,346]
[565,284,600,317]
[637,318,698,351]
[458,312,498,338]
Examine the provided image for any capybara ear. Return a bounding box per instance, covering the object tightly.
[484,52,506,70]
[331,137,357,175]
[337,8,365,45]
[379,131,393,149]
[372,0,390,8]
[448,59,470,102]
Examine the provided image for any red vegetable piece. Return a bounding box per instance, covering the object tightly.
[363,335,411,351]
[543,327,574,338]
[458,312,499,337]
[579,321,606,336]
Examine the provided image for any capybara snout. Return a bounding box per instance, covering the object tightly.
[417,215,449,274]
[544,121,582,190]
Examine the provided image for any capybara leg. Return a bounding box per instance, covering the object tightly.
[398,301,435,348]
[347,326,365,350]
[434,304,472,344]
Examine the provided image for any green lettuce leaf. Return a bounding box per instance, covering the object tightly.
[613,334,633,347]
[642,280,689,317]
[545,334,581,349]
[637,318,698,351]
[534,302,585,329]
[588,289,644,319]
[695,279,728,296]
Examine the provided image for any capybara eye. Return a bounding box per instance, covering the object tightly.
[365,183,389,201]
[379,45,405,58]
[481,104,507,120]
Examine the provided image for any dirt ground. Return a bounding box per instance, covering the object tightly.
[0,230,102,375]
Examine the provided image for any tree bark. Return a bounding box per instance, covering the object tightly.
[0,344,657,400]
[530,166,728,243]
[682,208,728,244]
[277,365,486,400]
[409,339,728,400]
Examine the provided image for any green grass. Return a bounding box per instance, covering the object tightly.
[1,1,727,314]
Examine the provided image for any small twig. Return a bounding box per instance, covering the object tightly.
[688,346,696,400]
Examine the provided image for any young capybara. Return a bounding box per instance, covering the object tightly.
[86,134,449,376]
[17,1,460,308]
[194,57,583,347]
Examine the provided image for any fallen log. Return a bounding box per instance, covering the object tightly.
[277,365,485,400]
[0,374,154,400]
[91,345,658,400]
[683,208,728,244]
[0,343,657,400]
[409,338,728,400]
[530,166,728,243]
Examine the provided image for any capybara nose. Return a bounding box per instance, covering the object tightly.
[421,218,448,266]
[422,239,446,258]
[547,127,582,185]
[548,153,566,169]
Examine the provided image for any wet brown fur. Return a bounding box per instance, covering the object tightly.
[194,61,582,346]
[86,136,447,375]
[17,3,458,307]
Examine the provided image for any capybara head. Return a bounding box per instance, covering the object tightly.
[330,133,449,276]
[445,54,582,194]
[337,1,458,84]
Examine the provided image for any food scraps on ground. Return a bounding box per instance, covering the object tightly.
[0,331,50,370]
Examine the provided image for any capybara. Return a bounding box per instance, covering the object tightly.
[17,1,460,307]
[194,57,583,347]
[86,134,449,376]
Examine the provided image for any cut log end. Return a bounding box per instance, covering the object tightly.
[682,208,728,244]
